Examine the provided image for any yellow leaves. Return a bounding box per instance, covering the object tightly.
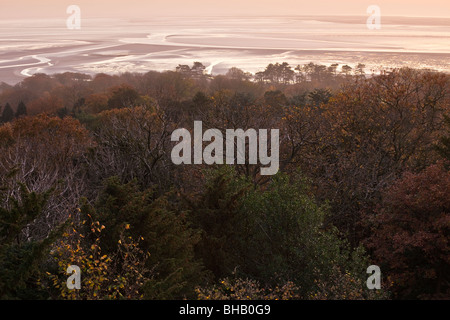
[44,218,151,300]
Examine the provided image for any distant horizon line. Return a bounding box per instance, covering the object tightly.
[1,14,449,20]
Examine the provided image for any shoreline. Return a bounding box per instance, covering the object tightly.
[1,15,449,85]
[1,44,449,85]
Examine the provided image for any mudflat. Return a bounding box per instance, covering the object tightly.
[1,16,449,84]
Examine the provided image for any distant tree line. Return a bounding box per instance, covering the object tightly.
[254,62,368,84]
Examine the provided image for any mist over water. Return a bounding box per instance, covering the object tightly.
[0,15,449,84]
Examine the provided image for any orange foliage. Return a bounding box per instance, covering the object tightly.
[27,92,64,116]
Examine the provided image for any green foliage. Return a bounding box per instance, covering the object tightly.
[183,167,252,279]
[0,181,67,299]
[185,167,376,297]
[80,177,205,299]
[0,183,52,244]
[239,171,372,295]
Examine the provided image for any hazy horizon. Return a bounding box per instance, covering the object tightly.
[1,0,450,19]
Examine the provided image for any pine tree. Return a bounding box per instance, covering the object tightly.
[81,177,205,299]
[183,167,251,280]
[15,101,27,118]
[1,103,14,123]
[0,180,68,299]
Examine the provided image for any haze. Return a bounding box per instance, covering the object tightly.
[1,0,450,19]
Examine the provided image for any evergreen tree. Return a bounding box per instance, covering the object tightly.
[183,168,251,279]
[0,180,67,299]
[81,177,205,299]
[1,103,14,123]
[185,167,375,297]
[15,101,27,118]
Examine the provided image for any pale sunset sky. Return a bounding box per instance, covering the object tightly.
[0,0,449,19]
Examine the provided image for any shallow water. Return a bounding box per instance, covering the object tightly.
[0,16,449,84]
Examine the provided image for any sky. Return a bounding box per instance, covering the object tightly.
[1,0,450,19]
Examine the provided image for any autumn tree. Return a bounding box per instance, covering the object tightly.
[90,73,122,93]
[143,71,197,114]
[86,102,178,193]
[27,92,64,116]
[225,67,251,81]
[191,91,282,184]
[0,114,92,239]
[44,215,153,300]
[308,88,332,107]
[365,163,450,299]
[18,73,58,96]
[107,84,141,110]
[282,68,449,244]
[264,90,288,108]
[436,114,450,162]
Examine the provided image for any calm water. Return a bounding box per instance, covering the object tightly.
[0,16,449,83]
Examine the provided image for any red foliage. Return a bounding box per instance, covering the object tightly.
[366,163,450,299]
